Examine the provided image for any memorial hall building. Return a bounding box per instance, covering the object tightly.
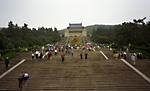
[65,23,87,37]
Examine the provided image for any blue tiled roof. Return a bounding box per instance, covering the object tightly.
[68,23,83,28]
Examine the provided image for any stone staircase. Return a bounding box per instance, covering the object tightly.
[55,37,68,46]
[0,48,150,91]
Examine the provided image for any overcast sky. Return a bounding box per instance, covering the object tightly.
[0,0,150,30]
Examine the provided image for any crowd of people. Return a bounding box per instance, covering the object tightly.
[30,44,99,62]
[113,49,143,65]
[113,51,127,59]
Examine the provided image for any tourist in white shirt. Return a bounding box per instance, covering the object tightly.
[32,53,34,60]
[55,49,57,55]
[35,50,39,59]
[131,54,136,65]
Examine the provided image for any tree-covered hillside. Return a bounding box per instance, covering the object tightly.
[58,29,65,35]
[85,25,114,35]
[91,18,150,58]
[0,21,61,49]
[91,25,116,43]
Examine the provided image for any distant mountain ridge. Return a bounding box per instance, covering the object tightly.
[0,28,3,30]
[0,27,7,30]
[85,24,115,35]
[58,24,115,35]
[58,29,65,35]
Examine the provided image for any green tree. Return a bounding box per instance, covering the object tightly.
[22,23,28,40]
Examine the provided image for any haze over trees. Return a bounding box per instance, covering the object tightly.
[0,21,61,49]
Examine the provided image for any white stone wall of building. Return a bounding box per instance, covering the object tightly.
[65,28,87,37]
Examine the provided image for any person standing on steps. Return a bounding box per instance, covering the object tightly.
[32,53,34,60]
[40,52,43,59]
[65,48,67,55]
[80,53,83,59]
[58,47,60,52]
[61,52,65,62]
[131,54,136,65]
[71,50,74,56]
[68,49,70,55]
[22,71,29,89]
[48,52,52,60]
[85,53,88,59]
[35,50,39,59]
[61,46,64,52]
[123,51,126,59]
[5,57,9,70]
[50,52,52,60]
[55,49,57,55]
[38,52,40,59]
[18,71,24,89]
[48,52,50,60]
